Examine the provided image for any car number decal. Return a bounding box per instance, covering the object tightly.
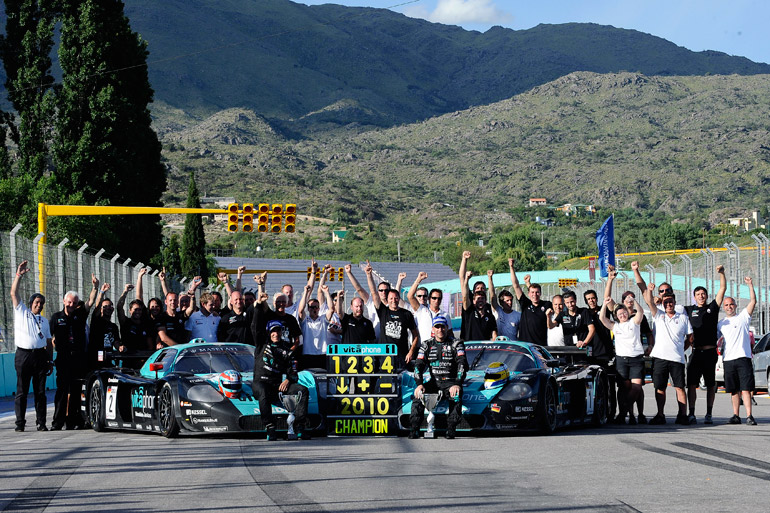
[106,385,118,420]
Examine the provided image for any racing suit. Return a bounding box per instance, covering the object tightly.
[252,335,308,431]
[410,337,468,433]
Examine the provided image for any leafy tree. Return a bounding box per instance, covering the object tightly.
[0,0,56,181]
[52,0,166,262]
[180,171,208,281]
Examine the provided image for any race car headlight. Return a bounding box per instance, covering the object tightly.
[497,382,533,401]
[187,385,225,403]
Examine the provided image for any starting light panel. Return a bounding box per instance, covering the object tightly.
[242,203,254,232]
[227,203,239,232]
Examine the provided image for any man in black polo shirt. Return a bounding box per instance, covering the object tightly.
[337,293,376,344]
[50,284,96,430]
[156,291,189,346]
[88,284,121,371]
[557,290,595,347]
[685,265,726,424]
[584,288,617,419]
[217,290,253,345]
[459,257,497,341]
[510,259,551,345]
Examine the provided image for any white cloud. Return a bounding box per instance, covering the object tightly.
[420,0,513,25]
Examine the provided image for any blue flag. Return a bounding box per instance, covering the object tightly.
[595,215,615,279]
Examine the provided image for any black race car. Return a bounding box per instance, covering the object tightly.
[80,342,325,437]
[399,339,610,434]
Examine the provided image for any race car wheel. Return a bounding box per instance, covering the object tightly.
[539,382,558,434]
[89,381,105,432]
[591,373,609,426]
[158,383,180,438]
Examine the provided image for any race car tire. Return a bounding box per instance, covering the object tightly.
[158,383,180,438]
[89,380,105,432]
[539,381,558,434]
[591,373,609,426]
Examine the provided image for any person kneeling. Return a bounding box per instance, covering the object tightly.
[253,320,310,440]
[409,316,467,439]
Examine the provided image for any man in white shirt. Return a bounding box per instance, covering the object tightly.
[718,277,757,425]
[298,280,335,370]
[11,261,53,432]
[407,272,451,342]
[642,282,693,426]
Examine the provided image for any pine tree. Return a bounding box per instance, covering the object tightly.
[180,171,208,282]
[52,0,166,262]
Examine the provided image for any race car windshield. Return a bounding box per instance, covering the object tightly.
[174,347,255,374]
[465,346,537,373]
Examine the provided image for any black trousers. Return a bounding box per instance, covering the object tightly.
[14,348,49,429]
[252,381,309,430]
[52,356,86,429]
[410,382,463,430]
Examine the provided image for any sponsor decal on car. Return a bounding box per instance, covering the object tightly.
[107,421,119,427]
[134,411,151,418]
[108,378,119,384]
[131,388,155,410]
[180,401,192,407]
[505,415,529,421]
[186,409,207,415]
[203,426,228,432]
[514,406,534,413]
[191,417,218,424]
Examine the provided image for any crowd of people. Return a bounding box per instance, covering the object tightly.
[10,251,760,435]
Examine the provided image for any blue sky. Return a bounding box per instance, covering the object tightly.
[299,0,769,65]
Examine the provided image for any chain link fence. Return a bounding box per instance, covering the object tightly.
[0,226,186,353]
[444,244,770,337]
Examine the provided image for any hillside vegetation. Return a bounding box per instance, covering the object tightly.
[160,72,770,240]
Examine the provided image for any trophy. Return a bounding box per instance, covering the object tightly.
[280,393,299,440]
[420,390,444,439]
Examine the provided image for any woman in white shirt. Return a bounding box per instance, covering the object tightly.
[600,296,645,424]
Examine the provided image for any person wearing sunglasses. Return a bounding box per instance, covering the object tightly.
[642,279,693,426]
[407,272,452,342]
[718,277,757,425]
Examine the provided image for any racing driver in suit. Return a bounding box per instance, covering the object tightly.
[253,320,309,440]
[409,315,468,439]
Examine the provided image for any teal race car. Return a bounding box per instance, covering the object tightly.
[398,339,610,435]
[81,341,325,437]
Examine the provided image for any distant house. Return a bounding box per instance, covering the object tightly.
[728,211,764,233]
[535,216,554,227]
[332,229,349,243]
[529,198,547,207]
[551,203,596,217]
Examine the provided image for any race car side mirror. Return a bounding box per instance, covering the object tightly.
[149,362,163,378]
[545,359,563,368]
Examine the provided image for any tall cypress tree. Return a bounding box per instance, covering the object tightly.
[53,0,166,262]
[180,171,208,282]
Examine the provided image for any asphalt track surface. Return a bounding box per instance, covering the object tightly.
[1,389,768,513]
